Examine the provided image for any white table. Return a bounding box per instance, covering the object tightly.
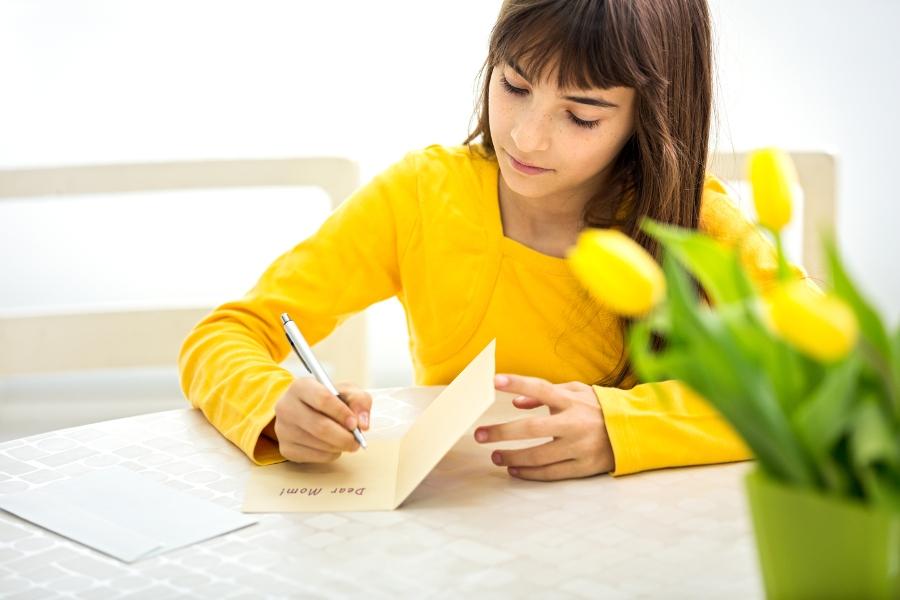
[0,396,763,599]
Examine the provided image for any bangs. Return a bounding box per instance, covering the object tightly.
[488,0,650,91]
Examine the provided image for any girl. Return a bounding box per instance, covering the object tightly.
[180,0,791,480]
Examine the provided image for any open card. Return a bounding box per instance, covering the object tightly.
[242,339,496,512]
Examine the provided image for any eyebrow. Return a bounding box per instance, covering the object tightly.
[508,61,620,109]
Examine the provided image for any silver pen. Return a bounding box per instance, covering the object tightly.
[280,312,367,449]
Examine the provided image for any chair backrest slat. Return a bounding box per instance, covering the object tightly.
[0,158,368,384]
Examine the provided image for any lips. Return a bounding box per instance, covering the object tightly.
[505,150,551,175]
[510,154,544,169]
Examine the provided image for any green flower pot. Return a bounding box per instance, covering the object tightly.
[745,468,900,600]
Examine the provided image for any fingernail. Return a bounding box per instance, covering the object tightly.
[346,416,357,430]
[495,375,509,387]
[508,467,519,476]
[491,451,503,465]
[359,412,369,429]
[475,429,488,443]
[513,395,524,403]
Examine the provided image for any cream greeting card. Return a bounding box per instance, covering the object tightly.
[242,339,496,512]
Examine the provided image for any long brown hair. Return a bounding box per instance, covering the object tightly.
[465,0,713,386]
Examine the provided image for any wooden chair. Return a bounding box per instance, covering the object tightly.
[0,158,369,385]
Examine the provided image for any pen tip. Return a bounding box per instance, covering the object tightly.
[280,313,291,324]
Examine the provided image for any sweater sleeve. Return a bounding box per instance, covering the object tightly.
[595,177,810,476]
[178,152,419,464]
[597,379,752,476]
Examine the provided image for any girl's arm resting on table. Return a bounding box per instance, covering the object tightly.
[178,151,419,464]
[473,373,750,480]
[179,317,296,464]
[595,381,752,476]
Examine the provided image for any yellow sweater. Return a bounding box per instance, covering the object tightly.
[179,144,792,475]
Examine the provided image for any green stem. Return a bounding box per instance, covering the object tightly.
[861,340,900,422]
[774,230,791,282]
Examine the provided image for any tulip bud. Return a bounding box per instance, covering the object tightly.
[567,229,665,316]
[765,280,858,362]
[747,148,797,232]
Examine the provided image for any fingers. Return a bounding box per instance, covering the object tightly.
[279,441,341,464]
[337,383,372,431]
[293,378,359,431]
[508,460,582,482]
[274,418,344,454]
[491,440,570,469]
[495,374,571,411]
[479,379,611,481]
[274,379,361,455]
[475,415,557,443]
[293,401,360,452]
[511,395,543,410]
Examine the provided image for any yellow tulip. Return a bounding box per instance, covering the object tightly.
[747,148,797,232]
[765,280,858,362]
[567,229,665,316]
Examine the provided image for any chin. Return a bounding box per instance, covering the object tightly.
[499,166,553,198]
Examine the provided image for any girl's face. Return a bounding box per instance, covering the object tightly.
[488,60,636,203]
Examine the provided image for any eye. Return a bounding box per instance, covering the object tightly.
[500,76,527,96]
[568,113,600,130]
[501,74,601,131]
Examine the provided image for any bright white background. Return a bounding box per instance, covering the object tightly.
[1,1,898,433]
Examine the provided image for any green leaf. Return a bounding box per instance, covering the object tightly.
[791,355,862,495]
[705,297,824,467]
[631,335,797,483]
[825,236,892,362]
[715,300,815,415]
[627,318,667,383]
[893,323,900,371]
[892,324,900,420]
[641,219,757,305]
[857,465,900,512]
[638,253,820,487]
[893,324,900,360]
[825,236,899,422]
[764,336,817,416]
[661,252,705,333]
[851,394,900,471]
[815,455,854,497]
[793,354,861,455]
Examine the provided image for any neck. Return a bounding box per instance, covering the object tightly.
[497,171,607,258]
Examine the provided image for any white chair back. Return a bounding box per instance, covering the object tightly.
[0,158,368,385]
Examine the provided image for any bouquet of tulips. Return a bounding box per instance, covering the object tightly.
[568,149,900,511]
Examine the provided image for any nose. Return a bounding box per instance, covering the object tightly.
[510,106,552,154]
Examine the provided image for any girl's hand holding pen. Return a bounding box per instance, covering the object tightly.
[474,374,615,481]
[268,380,372,464]
[272,312,369,463]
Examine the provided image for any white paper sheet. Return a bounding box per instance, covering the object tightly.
[0,466,257,563]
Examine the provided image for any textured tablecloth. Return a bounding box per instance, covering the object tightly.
[0,393,763,599]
